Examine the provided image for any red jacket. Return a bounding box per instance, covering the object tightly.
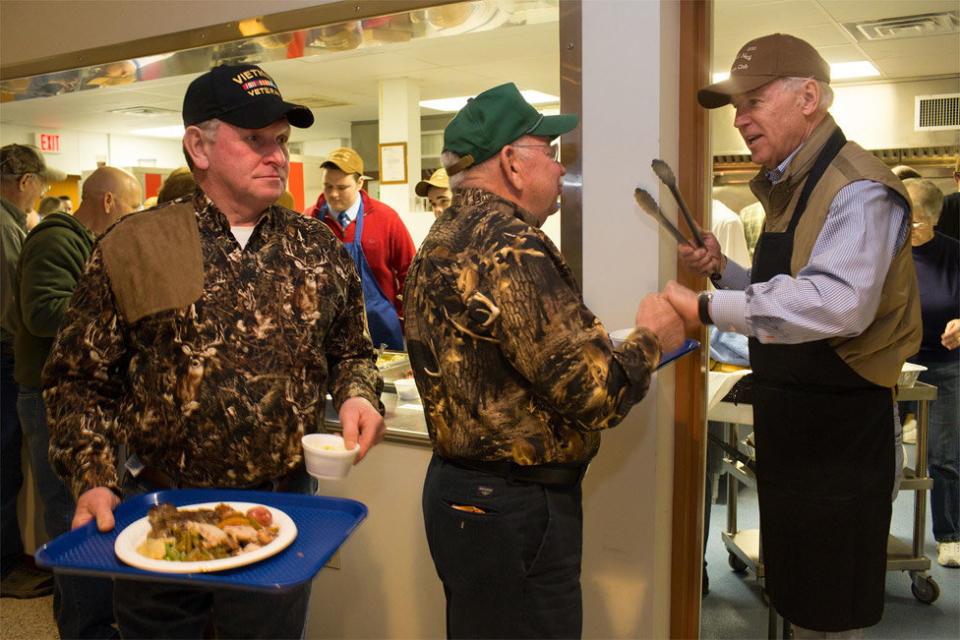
[305,190,415,319]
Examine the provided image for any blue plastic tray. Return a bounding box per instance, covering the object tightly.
[35,489,366,592]
[657,339,699,369]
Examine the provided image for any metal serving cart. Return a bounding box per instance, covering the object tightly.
[708,380,940,638]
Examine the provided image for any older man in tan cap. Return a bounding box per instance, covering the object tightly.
[415,167,451,218]
[664,34,920,637]
[1,143,64,600]
[305,147,415,351]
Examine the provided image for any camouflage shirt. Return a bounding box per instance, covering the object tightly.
[44,191,383,497]
[403,187,662,465]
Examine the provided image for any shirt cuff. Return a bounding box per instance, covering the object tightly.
[717,258,751,290]
[710,290,751,336]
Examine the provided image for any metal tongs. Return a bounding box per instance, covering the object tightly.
[634,158,705,248]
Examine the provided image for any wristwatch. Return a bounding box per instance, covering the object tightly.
[698,291,713,325]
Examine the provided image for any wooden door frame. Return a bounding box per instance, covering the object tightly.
[670,1,712,638]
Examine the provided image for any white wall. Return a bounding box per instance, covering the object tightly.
[580,1,678,638]
[306,441,444,638]
[0,122,183,175]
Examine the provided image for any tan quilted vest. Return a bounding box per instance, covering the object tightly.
[750,115,921,387]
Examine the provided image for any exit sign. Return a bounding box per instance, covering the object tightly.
[39,133,61,153]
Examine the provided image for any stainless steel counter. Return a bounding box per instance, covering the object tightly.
[323,391,431,446]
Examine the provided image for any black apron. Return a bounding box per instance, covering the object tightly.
[749,129,894,631]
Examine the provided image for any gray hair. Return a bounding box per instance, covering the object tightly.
[780,76,833,111]
[195,118,221,141]
[904,178,944,225]
[182,118,222,170]
[441,149,500,190]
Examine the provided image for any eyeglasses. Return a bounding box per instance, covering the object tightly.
[512,140,561,162]
[28,173,50,195]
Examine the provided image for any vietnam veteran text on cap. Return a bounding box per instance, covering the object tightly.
[442,83,578,175]
[183,64,314,129]
[697,33,830,109]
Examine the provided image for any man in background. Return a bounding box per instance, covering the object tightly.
[58,195,73,214]
[156,165,195,205]
[404,82,684,638]
[305,147,415,350]
[0,143,62,599]
[15,166,141,637]
[666,33,920,636]
[44,63,385,638]
[937,155,959,240]
[415,167,452,218]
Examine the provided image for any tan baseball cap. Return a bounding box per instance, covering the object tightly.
[0,144,67,182]
[415,168,450,197]
[322,147,365,176]
[698,33,830,109]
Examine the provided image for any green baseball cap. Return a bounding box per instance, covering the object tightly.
[442,83,578,175]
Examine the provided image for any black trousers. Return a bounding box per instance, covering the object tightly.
[422,454,583,639]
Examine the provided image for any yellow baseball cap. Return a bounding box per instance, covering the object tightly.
[322,147,365,176]
[415,168,450,197]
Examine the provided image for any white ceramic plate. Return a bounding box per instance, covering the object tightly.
[114,502,297,574]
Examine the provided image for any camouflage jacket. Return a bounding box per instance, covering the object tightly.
[403,187,661,465]
[44,191,383,497]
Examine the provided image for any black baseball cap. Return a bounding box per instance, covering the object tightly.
[182,64,314,129]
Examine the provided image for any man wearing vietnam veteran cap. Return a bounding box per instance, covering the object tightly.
[404,82,685,637]
[662,34,920,636]
[43,64,386,639]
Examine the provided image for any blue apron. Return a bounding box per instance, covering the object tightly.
[323,199,405,351]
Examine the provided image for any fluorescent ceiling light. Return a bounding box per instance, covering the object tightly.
[829,61,880,79]
[420,90,559,112]
[711,60,880,84]
[129,125,185,139]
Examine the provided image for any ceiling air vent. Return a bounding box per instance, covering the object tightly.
[108,106,179,117]
[915,94,959,131]
[846,11,958,41]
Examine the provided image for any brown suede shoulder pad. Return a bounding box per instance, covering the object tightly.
[99,203,203,323]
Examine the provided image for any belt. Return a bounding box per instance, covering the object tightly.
[442,457,587,488]
[136,465,300,492]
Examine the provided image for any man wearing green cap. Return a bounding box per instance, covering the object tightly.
[404,82,684,638]
[664,34,920,636]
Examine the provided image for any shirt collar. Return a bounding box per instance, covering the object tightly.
[764,144,804,185]
[194,188,274,232]
[331,195,362,223]
[0,197,27,230]
[454,186,542,229]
